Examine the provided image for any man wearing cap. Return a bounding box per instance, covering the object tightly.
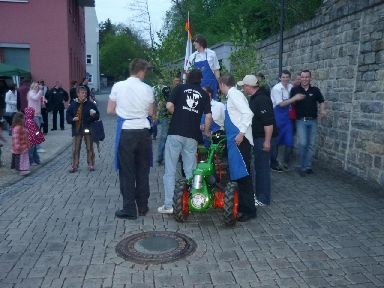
[290,70,326,176]
[219,74,256,222]
[187,34,220,99]
[241,74,277,206]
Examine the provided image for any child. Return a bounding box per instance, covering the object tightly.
[11,112,30,175]
[24,107,45,165]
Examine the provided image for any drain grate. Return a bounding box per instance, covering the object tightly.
[116,231,197,264]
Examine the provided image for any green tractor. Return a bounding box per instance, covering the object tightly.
[172,131,239,226]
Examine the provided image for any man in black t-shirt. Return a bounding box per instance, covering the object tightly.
[158,69,212,214]
[242,75,277,207]
[290,70,326,176]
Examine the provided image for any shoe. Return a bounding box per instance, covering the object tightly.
[138,207,149,216]
[237,213,257,222]
[69,166,77,173]
[37,148,46,153]
[31,162,39,166]
[255,199,265,207]
[306,169,314,174]
[51,128,57,131]
[157,205,173,214]
[271,166,284,172]
[115,209,137,220]
[281,164,289,171]
[20,171,30,176]
[88,166,95,171]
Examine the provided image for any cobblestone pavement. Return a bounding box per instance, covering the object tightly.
[0,95,384,288]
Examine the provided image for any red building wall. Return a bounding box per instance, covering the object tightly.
[0,0,86,91]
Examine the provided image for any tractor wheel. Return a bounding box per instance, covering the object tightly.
[223,182,239,226]
[172,179,190,222]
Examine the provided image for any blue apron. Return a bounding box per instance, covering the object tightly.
[274,106,293,146]
[224,109,249,180]
[193,52,219,100]
[114,116,153,171]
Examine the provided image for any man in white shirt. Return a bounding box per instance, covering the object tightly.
[107,58,155,220]
[219,74,256,222]
[187,34,220,99]
[270,70,293,171]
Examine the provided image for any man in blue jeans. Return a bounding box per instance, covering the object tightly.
[290,70,326,176]
[158,69,212,214]
[244,75,277,206]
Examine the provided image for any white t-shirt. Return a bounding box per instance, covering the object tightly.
[109,77,154,129]
[226,87,253,145]
[211,99,225,129]
[187,48,220,71]
[270,82,293,108]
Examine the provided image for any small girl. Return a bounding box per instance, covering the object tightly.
[11,112,30,176]
[24,107,45,165]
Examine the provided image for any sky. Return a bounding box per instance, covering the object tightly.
[95,0,173,38]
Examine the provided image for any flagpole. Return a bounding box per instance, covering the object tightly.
[183,11,192,84]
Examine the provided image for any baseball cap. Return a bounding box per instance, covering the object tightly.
[237,75,258,87]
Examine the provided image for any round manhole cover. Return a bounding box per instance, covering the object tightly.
[116,231,197,264]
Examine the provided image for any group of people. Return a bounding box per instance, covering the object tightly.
[108,52,326,222]
[0,77,99,175]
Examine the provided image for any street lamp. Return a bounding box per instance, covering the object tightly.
[279,0,285,76]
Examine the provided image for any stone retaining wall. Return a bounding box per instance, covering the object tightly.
[257,0,384,187]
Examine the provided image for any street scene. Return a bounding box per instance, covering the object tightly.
[0,0,384,287]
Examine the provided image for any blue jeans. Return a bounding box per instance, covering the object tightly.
[163,135,197,209]
[157,118,169,163]
[296,119,318,171]
[253,137,271,205]
[29,145,40,164]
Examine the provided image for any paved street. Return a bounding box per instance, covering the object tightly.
[0,95,384,288]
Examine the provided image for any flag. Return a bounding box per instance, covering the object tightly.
[183,13,192,74]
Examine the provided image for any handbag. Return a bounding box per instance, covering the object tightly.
[90,119,105,142]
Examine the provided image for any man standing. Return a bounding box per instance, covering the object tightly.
[107,59,155,220]
[187,34,220,99]
[290,70,326,176]
[242,75,276,207]
[158,69,212,214]
[219,74,256,222]
[270,70,294,170]
[46,81,68,131]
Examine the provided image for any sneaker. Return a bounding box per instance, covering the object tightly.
[157,205,173,214]
[281,164,289,171]
[255,200,265,207]
[37,148,46,153]
[271,166,284,172]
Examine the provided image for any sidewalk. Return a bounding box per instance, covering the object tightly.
[1,95,384,287]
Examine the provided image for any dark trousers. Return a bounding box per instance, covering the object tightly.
[41,107,48,133]
[236,138,256,216]
[254,137,271,205]
[118,129,151,216]
[52,108,64,130]
[270,136,280,168]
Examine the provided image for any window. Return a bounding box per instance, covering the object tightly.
[86,54,92,64]
[87,74,93,83]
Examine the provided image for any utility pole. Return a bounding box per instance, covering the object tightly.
[279,0,285,76]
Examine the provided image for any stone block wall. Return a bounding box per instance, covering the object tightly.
[257,0,384,187]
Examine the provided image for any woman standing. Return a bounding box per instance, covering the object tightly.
[66,85,99,173]
[4,83,18,133]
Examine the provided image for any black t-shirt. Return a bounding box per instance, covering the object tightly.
[290,85,324,119]
[167,83,211,141]
[249,88,278,138]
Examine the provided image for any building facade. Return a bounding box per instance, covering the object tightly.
[85,7,99,91]
[0,0,95,91]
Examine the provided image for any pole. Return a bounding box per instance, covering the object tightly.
[279,0,285,76]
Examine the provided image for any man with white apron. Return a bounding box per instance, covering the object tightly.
[219,74,256,222]
[188,34,220,100]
